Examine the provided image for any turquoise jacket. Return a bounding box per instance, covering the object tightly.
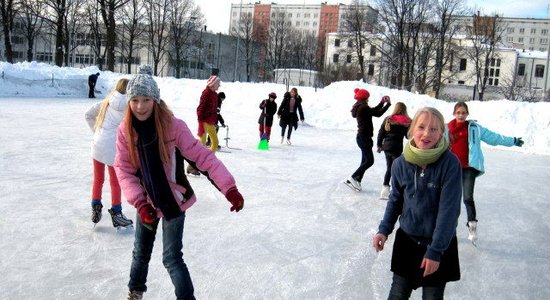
[467,120,515,176]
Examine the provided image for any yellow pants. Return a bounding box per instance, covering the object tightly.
[200,122,218,151]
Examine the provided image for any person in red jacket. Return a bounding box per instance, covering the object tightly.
[187,75,221,175]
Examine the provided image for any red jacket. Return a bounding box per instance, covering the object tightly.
[448,119,469,168]
[197,88,218,125]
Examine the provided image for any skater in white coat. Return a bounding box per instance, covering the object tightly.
[85,77,133,229]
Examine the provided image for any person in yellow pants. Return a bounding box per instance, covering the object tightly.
[187,75,222,175]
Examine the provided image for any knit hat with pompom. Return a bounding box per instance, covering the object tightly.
[127,74,160,103]
[354,88,370,101]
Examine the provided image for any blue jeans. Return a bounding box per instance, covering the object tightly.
[388,274,446,300]
[128,212,195,299]
[462,168,479,222]
[351,135,374,182]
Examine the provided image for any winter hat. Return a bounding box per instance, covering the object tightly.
[269,92,277,99]
[218,92,226,99]
[206,75,221,87]
[138,64,153,75]
[127,74,160,103]
[354,88,370,101]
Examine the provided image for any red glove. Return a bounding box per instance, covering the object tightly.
[381,95,391,104]
[139,204,157,224]
[226,188,244,212]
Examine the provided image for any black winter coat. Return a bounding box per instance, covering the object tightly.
[377,115,411,156]
[277,93,304,129]
[352,100,391,141]
[258,99,278,126]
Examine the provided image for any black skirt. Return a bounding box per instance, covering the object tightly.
[390,228,460,289]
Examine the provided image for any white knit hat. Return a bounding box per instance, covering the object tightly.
[127,74,160,103]
[206,75,220,87]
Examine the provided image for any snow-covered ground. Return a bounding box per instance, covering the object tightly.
[1,62,549,299]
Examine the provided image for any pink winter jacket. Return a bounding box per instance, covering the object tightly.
[114,116,237,217]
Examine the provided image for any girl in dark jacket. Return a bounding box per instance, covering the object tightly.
[258,92,278,142]
[345,88,391,192]
[277,87,305,145]
[376,102,411,199]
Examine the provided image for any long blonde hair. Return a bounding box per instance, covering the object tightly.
[385,102,410,131]
[94,78,129,130]
[123,99,174,168]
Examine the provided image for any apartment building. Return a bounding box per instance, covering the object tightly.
[453,16,550,52]
[229,2,375,52]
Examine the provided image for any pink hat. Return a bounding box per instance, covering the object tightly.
[206,75,220,87]
[354,88,370,101]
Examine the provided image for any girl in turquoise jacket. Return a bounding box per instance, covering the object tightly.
[448,101,523,244]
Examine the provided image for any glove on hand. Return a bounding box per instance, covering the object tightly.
[226,188,244,212]
[139,204,157,224]
[514,137,524,147]
[381,95,391,104]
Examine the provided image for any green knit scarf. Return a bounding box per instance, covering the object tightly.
[403,138,449,166]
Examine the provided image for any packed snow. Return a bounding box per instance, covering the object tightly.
[1,61,549,299]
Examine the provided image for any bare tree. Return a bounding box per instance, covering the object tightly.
[1,0,17,62]
[83,0,105,69]
[96,0,130,71]
[117,0,145,74]
[231,10,257,82]
[463,12,506,100]
[166,0,202,78]
[265,8,292,72]
[431,0,466,98]
[43,0,68,66]
[144,0,170,75]
[339,0,377,82]
[374,0,432,91]
[19,0,47,62]
[64,0,86,66]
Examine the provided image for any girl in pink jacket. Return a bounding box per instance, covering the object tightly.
[114,72,244,300]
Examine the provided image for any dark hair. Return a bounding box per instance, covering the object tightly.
[453,101,469,114]
[218,92,226,99]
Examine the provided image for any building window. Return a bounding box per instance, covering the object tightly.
[530,37,535,44]
[347,40,353,47]
[458,80,465,85]
[507,27,514,33]
[540,47,547,52]
[346,55,352,63]
[520,28,525,33]
[370,45,376,56]
[335,39,340,47]
[541,38,548,45]
[333,54,339,63]
[531,28,536,34]
[519,37,524,43]
[296,21,300,26]
[535,64,545,78]
[368,64,374,76]
[459,58,467,71]
[507,37,513,42]
[543,29,548,35]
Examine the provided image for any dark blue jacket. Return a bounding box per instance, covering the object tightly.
[378,149,462,261]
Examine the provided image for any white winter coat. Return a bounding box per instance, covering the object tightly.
[85,91,127,165]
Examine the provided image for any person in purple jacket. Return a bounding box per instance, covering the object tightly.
[114,72,244,300]
[372,107,462,299]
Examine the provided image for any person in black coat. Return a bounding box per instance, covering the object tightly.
[88,72,100,98]
[206,92,226,147]
[376,102,411,199]
[258,92,278,142]
[277,87,305,145]
[345,88,391,192]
